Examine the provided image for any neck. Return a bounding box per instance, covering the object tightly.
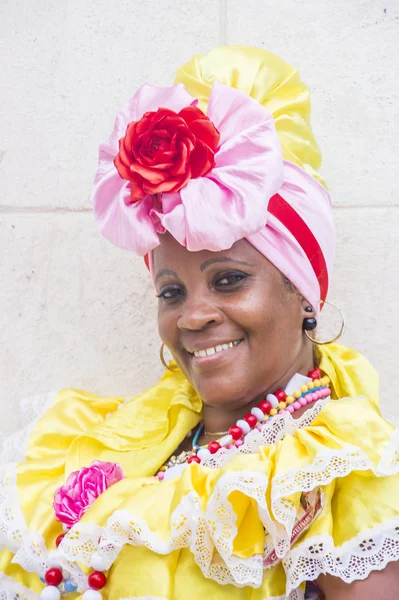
[202,351,315,437]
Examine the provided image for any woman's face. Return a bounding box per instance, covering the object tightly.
[154,233,312,409]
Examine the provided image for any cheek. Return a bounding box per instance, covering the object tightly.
[235,289,279,330]
[241,292,299,345]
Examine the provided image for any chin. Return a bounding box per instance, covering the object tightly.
[191,372,254,409]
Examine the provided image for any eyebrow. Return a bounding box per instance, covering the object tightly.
[155,257,256,283]
[155,268,178,283]
[199,257,256,271]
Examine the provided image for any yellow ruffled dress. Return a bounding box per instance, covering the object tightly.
[1,343,399,599]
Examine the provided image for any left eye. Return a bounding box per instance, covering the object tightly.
[215,272,247,287]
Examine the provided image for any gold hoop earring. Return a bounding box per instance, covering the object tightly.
[304,300,345,345]
[160,343,179,372]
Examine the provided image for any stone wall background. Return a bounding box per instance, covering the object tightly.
[1,0,398,445]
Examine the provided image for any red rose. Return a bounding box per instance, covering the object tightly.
[114,106,220,202]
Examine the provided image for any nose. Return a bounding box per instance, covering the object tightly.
[177,295,223,331]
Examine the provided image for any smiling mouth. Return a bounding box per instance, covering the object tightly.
[191,339,243,358]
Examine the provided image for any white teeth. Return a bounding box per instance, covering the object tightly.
[193,340,241,358]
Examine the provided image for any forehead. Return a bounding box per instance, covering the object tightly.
[152,233,265,275]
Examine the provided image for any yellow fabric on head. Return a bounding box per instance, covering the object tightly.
[174,45,326,188]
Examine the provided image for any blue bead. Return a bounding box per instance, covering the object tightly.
[64,579,78,592]
[39,576,45,583]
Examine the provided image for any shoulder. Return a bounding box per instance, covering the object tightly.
[1,389,127,466]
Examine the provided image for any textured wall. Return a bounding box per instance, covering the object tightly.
[1,0,398,446]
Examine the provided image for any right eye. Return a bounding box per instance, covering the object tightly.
[157,285,185,302]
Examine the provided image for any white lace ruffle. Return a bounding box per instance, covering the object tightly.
[0,393,61,582]
[0,464,27,553]
[2,395,399,596]
[0,390,133,593]
[56,401,332,588]
[0,463,60,583]
[0,392,57,465]
[55,402,399,592]
[0,462,90,591]
[284,516,399,593]
[0,440,84,588]
[0,571,39,599]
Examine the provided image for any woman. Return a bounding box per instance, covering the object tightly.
[1,46,398,600]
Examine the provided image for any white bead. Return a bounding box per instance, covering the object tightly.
[196,447,211,460]
[40,587,61,600]
[82,591,102,600]
[236,419,251,435]
[90,552,108,572]
[219,434,232,447]
[62,524,70,533]
[266,394,279,408]
[47,550,62,569]
[251,407,264,421]
[284,373,312,396]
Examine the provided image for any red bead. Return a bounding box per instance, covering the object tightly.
[88,570,107,590]
[187,455,201,464]
[45,567,63,586]
[207,441,221,454]
[308,368,322,380]
[258,400,272,414]
[55,533,65,548]
[228,425,243,440]
[275,389,287,401]
[243,414,257,428]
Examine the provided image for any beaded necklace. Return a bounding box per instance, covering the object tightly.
[157,368,331,480]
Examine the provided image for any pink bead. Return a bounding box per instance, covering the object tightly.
[235,439,244,447]
[157,471,164,481]
[226,444,234,449]
[257,424,262,431]
[299,397,307,407]
[293,401,301,410]
[287,405,295,414]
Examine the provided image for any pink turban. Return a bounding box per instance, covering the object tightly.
[90,47,335,310]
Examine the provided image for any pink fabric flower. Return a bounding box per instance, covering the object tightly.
[91,81,283,254]
[53,461,124,528]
